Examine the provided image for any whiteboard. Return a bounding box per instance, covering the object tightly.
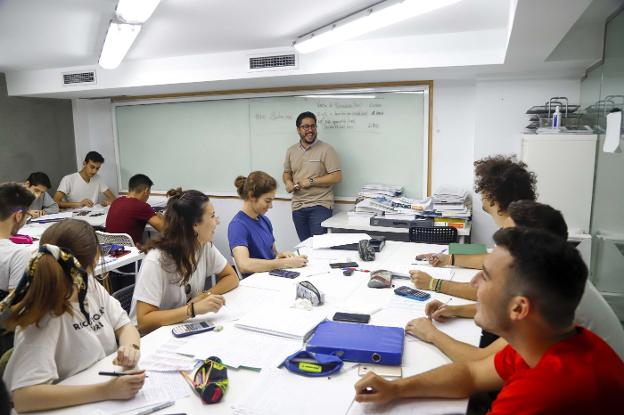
[114,86,429,198]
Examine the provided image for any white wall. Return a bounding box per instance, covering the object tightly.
[72,76,582,253]
[72,98,119,196]
[470,77,581,244]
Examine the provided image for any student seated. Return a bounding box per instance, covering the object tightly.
[1,219,145,413]
[228,171,308,276]
[405,200,624,362]
[130,188,239,334]
[54,151,116,209]
[355,228,624,413]
[105,174,165,247]
[24,172,59,218]
[0,183,35,298]
[412,155,537,300]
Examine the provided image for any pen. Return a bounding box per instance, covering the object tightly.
[134,401,174,415]
[98,371,148,377]
[346,267,370,273]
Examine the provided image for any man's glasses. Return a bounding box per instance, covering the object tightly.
[299,124,317,131]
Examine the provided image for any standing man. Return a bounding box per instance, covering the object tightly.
[54,151,116,209]
[283,111,342,241]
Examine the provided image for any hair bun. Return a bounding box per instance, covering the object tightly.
[234,176,247,198]
[166,187,184,199]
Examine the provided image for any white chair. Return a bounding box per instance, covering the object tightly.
[95,231,139,291]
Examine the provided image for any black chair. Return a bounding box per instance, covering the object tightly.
[409,226,458,244]
[112,284,135,315]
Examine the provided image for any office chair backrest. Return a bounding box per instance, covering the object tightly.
[409,226,458,244]
[112,284,135,315]
[95,231,136,248]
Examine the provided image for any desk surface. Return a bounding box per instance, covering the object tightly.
[19,208,144,277]
[27,241,480,415]
[322,211,471,236]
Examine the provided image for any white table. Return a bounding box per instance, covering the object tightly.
[322,212,471,243]
[26,241,480,415]
[19,208,144,277]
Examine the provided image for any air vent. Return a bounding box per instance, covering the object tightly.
[62,71,96,86]
[249,54,297,71]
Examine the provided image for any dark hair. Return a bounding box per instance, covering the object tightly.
[235,171,277,200]
[7,219,99,328]
[25,172,52,189]
[474,155,537,214]
[128,174,154,192]
[493,227,587,329]
[296,111,317,128]
[508,200,568,239]
[84,151,105,164]
[0,182,35,220]
[144,188,209,284]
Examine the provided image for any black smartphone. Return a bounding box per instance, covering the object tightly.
[329,262,359,269]
[333,312,371,324]
[269,269,300,279]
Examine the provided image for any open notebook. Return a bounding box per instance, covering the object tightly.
[234,307,327,340]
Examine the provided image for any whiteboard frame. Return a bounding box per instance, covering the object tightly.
[111,82,431,201]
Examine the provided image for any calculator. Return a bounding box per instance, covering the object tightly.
[394,286,431,301]
[171,321,215,337]
[269,269,300,279]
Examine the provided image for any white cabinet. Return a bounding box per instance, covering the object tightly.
[521,134,597,236]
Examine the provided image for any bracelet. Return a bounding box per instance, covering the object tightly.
[190,302,196,318]
[428,278,437,291]
[434,279,444,293]
[186,303,193,318]
[451,254,455,266]
[308,176,314,185]
[131,343,140,350]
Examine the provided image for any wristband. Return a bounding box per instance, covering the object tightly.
[428,278,437,291]
[308,176,314,185]
[451,254,455,266]
[191,302,196,318]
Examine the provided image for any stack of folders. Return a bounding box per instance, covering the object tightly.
[234,307,327,340]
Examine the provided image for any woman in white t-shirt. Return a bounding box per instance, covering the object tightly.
[131,188,239,334]
[1,219,144,413]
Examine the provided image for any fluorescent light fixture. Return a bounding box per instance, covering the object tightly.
[99,22,141,69]
[116,0,161,23]
[294,0,462,53]
[300,94,377,99]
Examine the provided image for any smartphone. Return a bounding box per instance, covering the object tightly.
[269,269,300,279]
[329,262,359,269]
[359,364,402,378]
[394,286,431,301]
[172,321,216,338]
[333,312,371,324]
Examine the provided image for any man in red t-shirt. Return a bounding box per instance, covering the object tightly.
[354,228,624,413]
[105,174,164,246]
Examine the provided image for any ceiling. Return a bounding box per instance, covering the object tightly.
[0,0,621,98]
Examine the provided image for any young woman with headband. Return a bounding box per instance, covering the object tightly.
[131,188,238,334]
[228,171,307,276]
[1,219,144,412]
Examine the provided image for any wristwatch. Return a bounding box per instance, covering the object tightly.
[308,176,315,185]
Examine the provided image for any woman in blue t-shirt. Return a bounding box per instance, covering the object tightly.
[228,171,308,275]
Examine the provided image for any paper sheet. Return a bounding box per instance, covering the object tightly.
[348,398,467,415]
[29,211,73,222]
[177,326,302,369]
[82,371,190,415]
[239,273,297,292]
[139,338,198,372]
[231,367,356,415]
